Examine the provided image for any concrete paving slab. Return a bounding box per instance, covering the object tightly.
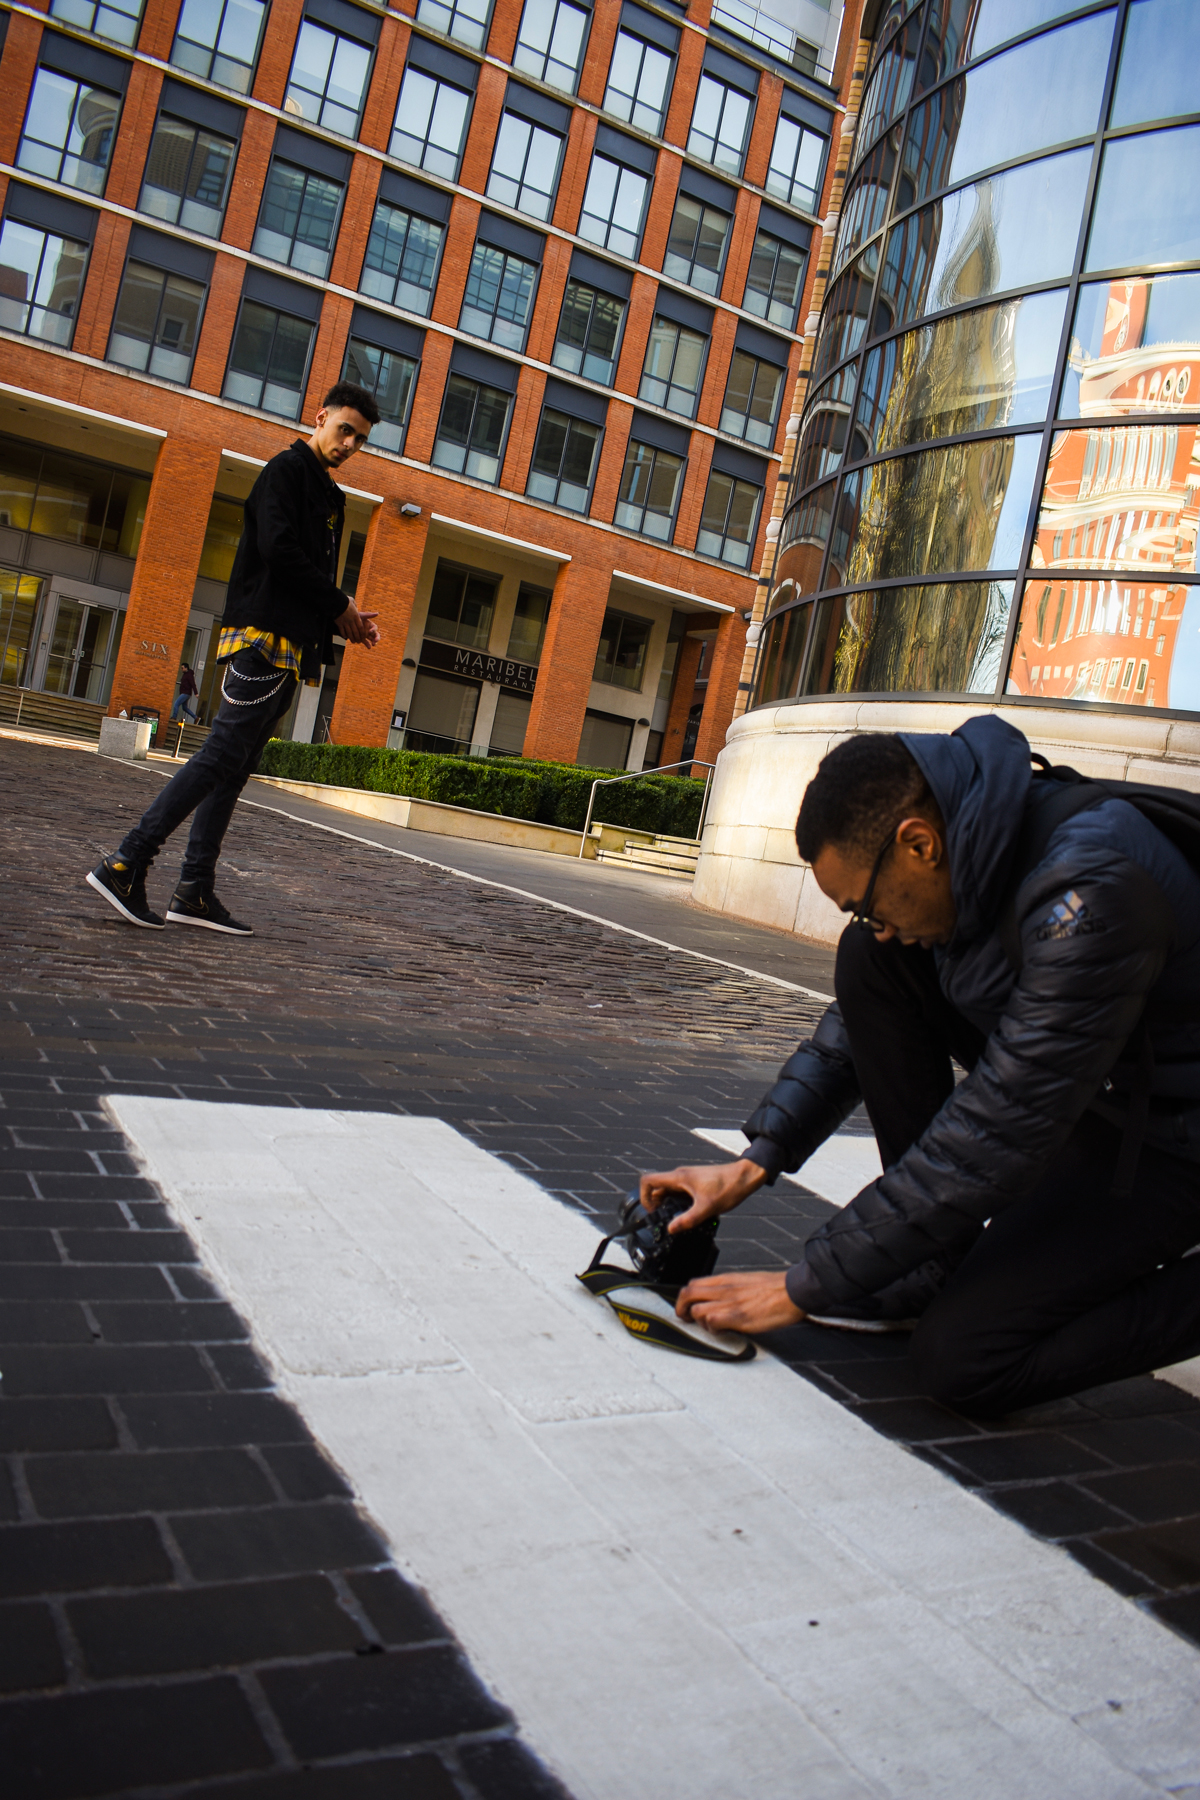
[110,1096,1200,1800]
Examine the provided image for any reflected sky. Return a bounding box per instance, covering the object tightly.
[902,10,1114,203]
[1086,123,1200,272]
[1111,0,1200,129]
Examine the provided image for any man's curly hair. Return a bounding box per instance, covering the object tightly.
[795,734,941,864]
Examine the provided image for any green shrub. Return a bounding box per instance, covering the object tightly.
[257,739,705,836]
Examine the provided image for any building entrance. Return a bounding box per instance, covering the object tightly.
[31,583,126,706]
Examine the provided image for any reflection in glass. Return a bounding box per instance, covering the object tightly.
[1031,424,1199,578]
[878,149,1090,334]
[900,12,1113,206]
[852,289,1066,458]
[803,580,1012,697]
[777,478,834,595]
[833,135,897,276]
[853,11,919,165]
[1061,272,1200,418]
[1085,124,1200,274]
[918,0,1088,90]
[752,601,811,706]
[1111,0,1200,130]
[1007,577,1199,710]
[810,242,879,383]
[836,435,1040,587]
[793,365,858,490]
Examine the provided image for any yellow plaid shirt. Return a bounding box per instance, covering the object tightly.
[216,626,312,681]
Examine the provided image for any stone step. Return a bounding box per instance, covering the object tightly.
[595,848,696,879]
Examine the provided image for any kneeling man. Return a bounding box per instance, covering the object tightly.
[642,716,1200,1416]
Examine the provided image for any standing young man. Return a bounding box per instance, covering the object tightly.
[88,383,381,937]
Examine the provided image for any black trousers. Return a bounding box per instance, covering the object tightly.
[834,927,1200,1416]
[117,651,297,886]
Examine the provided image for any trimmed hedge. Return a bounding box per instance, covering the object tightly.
[257,739,705,836]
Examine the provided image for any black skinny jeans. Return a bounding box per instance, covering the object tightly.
[117,650,297,886]
[834,927,1200,1416]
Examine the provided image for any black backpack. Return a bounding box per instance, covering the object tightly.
[997,752,1200,1195]
[998,753,1200,972]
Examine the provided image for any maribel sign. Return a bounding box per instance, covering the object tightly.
[420,638,538,694]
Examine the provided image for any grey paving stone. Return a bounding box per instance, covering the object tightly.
[345,1570,447,1648]
[0,1602,65,1694]
[0,1265,173,1300]
[25,1447,276,1519]
[0,1517,173,1596]
[58,1227,198,1263]
[0,1302,94,1345]
[118,1392,308,1450]
[258,1646,508,1758]
[170,1502,388,1582]
[262,1444,354,1503]
[459,1737,576,1800]
[90,1301,249,1344]
[0,1345,213,1396]
[0,1397,117,1454]
[67,1574,369,1678]
[0,1674,271,1795]
[178,1753,462,1797]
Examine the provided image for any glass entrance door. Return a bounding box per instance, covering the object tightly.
[40,595,122,703]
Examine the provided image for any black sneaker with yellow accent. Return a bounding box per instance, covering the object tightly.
[86,857,165,929]
[167,881,253,936]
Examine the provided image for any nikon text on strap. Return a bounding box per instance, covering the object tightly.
[577,1239,756,1364]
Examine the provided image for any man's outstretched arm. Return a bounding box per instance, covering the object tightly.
[639,1000,859,1236]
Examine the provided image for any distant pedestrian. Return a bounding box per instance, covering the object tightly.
[170,663,199,725]
[87,381,382,937]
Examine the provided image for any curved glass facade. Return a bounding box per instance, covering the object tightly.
[755,0,1200,715]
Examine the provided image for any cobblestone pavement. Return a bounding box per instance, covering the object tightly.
[2,736,1200,1795]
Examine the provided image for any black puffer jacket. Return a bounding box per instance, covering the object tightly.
[741,716,1200,1317]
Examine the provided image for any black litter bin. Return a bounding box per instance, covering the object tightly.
[129,705,160,746]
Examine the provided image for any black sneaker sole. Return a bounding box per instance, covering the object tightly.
[86,869,165,929]
[166,908,254,936]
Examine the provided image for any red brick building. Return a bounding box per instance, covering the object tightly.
[0,0,846,770]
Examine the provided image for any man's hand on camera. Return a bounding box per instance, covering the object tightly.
[639,1158,767,1235]
[677,1271,804,1334]
[336,600,381,646]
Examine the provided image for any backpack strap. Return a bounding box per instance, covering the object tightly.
[995,754,1156,1199]
[996,756,1113,973]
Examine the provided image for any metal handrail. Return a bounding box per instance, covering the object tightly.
[577,758,717,859]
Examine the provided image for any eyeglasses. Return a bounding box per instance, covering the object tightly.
[846,830,896,933]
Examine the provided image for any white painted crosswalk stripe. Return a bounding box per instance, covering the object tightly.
[109,1097,1200,1800]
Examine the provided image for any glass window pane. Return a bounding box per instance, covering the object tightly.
[855,11,920,157]
[834,435,1041,588]
[777,476,836,593]
[1032,423,1199,577]
[852,289,1066,458]
[507,585,550,661]
[1008,576,1198,709]
[793,370,857,492]
[902,11,1115,204]
[877,148,1091,336]
[752,602,812,706]
[0,443,37,534]
[110,261,164,368]
[805,580,1014,695]
[810,241,879,383]
[919,0,1082,86]
[1111,0,1200,129]
[1085,123,1200,273]
[1061,271,1200,419]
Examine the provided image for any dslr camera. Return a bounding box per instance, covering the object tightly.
[613,1189,719,1287]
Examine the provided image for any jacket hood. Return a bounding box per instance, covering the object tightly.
[899,715,1033,944]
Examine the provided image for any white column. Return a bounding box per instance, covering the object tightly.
[470,680,502,756]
